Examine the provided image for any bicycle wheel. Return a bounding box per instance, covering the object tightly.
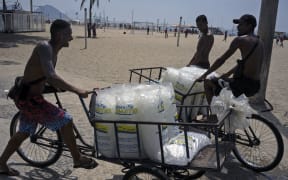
[123,165,169,180]
[233,114,284,172]
[10,112,63,167]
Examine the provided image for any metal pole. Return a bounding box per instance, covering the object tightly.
[103,10,105,32]
[257,0,279,101]
[131,9,134,34]
[177,16,182,47]
[30,0,32,12]
[84,8,87,49]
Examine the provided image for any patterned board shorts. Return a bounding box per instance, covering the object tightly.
[15,95,72,135]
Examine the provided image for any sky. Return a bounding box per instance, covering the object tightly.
[15,0,288,32]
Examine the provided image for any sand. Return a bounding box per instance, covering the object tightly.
[0,24,287,179]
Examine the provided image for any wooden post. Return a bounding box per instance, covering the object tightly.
[84,8,87,49]
[177,16,182,47]
[257,0,279,102]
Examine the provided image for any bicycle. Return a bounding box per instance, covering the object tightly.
[8,69,284,179]
[129,66,284,172]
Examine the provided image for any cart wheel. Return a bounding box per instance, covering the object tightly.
[123,165,169,180]
[173,169,205,179]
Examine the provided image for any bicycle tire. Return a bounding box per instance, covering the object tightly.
[10,112,63,167]
[233,114,284,172]
[123,165,169,180]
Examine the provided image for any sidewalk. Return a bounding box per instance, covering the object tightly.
[1,111,288,180]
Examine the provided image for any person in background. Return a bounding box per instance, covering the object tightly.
[187,15,214,69]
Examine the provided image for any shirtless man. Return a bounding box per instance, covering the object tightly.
[187,15,214,69]
[0,19,97,176]
[198,14,264,104]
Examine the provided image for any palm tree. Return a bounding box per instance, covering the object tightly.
[80,0,110,25]
[80,0,97,26]
[80,0,109,37]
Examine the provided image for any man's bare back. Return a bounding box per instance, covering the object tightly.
[237,35,264,81]
[190,33,214,68]
[23,42,54,95]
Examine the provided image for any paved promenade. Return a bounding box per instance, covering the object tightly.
[0,87,287,180]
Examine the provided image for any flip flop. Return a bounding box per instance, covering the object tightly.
[0,167,20,176]
[73,157,98,169]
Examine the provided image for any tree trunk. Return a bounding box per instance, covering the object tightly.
[89,0,96,38]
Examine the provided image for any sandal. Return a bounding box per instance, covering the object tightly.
[73,157,98,169]
[0,167,20,176]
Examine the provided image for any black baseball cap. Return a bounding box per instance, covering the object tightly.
[233,14,257,28]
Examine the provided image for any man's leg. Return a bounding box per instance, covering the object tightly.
[59,121,81,163]
[0,132,29,175]
[59,121,97,169]
[204,79,218,104]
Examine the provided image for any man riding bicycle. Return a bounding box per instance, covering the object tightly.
[0,19,97,176]
[198,14,264,104]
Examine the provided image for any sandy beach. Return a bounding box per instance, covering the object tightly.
[0,24,287,179]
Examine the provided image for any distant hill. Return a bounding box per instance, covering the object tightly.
[35,5,71,21]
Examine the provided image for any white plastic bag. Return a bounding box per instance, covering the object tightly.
[211,88,257,132]
[158,132,211,166]
[94,89,117,158]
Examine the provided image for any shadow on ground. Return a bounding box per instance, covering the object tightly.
[0,60,21,65]
[0,163,78,180]
[0,33,48,48]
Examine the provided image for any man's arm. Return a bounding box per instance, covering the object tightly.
[187,36,204,66]
[187,48,198,66]
[198,37,240,80]
[187,54,196,66]
[37,43,88,97]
